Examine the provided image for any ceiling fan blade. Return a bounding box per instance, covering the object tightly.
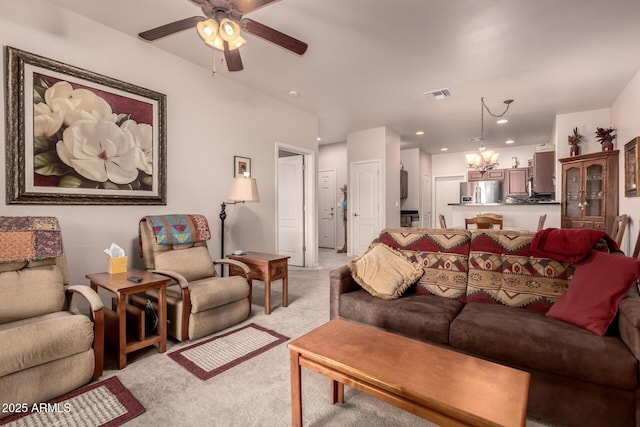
[241,18,308,55]
[233,0,281,14]
[224,41,244,71]
[138,16,204,41]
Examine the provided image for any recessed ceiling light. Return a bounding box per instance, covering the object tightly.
[416,130,425,135]
[288,90,299,97]
[440,148,448,151]
[316,137,321,142]
[497,119,508,124]
[505,139,515,144]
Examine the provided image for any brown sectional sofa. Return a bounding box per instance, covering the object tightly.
[330,228,640,427]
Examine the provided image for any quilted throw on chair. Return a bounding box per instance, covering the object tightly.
[0,216,63,263]
[142,214,211,246]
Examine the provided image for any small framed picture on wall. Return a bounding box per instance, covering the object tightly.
[624,138,639,197]
[234,156,251,177]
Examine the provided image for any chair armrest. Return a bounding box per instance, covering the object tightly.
[67,285,103,311]
[618,289,640,361]
[66,285,104,379]
[150,269,189,288]
[214,259,251,278]
[329,264,359,319]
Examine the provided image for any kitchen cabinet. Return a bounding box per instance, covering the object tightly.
[400,169,408,199]
[559,150,618,232]
[468,169,504,181]
[533,151,555,194]
[505,168,530,196]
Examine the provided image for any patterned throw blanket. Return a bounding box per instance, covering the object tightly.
[531,227,620,263]
[141,215,211,248]
[0,216,63,263]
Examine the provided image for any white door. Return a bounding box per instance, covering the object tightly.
[351,160,380,255]
[278,155,305,266]
[435,175,465,229]
[318,170,336,249]
[421,173,432,228]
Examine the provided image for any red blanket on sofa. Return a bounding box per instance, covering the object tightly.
[531,228,620,263]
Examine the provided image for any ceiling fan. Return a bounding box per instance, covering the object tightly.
[138,0,308,72]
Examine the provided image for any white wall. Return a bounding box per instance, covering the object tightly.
[385,128,401,228]
[612,70,640,254]
[0,1,317,286]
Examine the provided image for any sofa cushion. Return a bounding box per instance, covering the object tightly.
[153,245,216,282]
[349,243,423,300]
[0,265,65,324]
[0,312,94,377]
[547,250,640,335]
[450,302,637,390]
[188,275,249,313]
[377,228,471,299]
[466,230,574,312]
[339,290,464,344]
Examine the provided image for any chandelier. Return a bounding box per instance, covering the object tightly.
[466,97,513,172]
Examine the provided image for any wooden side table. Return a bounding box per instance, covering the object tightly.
[228,252,290,315]
[86,269,170,369]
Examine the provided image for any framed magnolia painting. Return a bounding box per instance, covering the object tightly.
[5,46,167,205]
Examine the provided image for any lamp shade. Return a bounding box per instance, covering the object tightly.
[228,177,260,202]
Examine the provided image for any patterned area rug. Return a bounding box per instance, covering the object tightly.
[0,376,144,427]
[169,323,289,380]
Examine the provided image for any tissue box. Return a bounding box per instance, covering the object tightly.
[108,256,128,274]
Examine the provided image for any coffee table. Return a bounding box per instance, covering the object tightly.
[227,251,290,314]
[288,319,530,427]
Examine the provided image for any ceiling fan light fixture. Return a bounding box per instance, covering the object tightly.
[219,18,241,43]
[197,19,219,44]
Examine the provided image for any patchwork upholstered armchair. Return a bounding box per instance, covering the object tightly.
[0,216,104,419]
[138,214,252,341]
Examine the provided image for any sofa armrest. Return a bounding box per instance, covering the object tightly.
[214,258,251,278]
[66,285,104,379]
[329,264,360,319]
[150,269,189,288]
[618,289,640,361]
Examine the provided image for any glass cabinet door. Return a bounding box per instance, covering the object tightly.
[564,165,581,217]
[584,163,604,217]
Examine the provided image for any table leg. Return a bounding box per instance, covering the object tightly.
[331,380,344,404]
[158,285,167,353]
[265,279,271,315]
[283,269,289,308]
[117,294,127,369]
[290,350,302,427]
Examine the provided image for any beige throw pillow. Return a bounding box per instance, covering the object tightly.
[349,243,424,299]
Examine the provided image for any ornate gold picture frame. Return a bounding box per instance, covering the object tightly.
[5,47,167,205]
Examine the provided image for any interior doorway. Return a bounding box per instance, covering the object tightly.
[318,169,336,249]
[275,143,317,268]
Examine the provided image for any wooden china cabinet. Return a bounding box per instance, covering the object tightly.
[559,150,618,232]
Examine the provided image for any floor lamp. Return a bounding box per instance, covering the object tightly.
[219,176,260,275]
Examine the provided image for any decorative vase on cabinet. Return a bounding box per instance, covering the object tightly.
[569,144,580,157]
[559,150,618,233]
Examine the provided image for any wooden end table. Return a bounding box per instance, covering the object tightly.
[288,319,530,427]
[227,252,290,315]
[86,269,170,369]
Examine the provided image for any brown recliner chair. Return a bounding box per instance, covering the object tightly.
[0,216,103,419]
[138,215,252,341]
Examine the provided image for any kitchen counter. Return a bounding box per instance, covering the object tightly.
[444,203,561,230]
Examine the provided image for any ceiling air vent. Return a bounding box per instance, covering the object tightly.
[424,88,451,100]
